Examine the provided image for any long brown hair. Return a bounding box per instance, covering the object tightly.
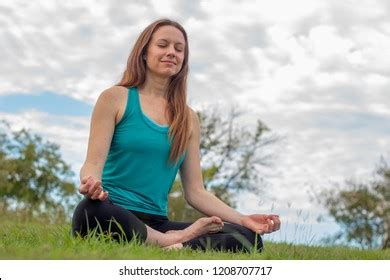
[116,19,190,166]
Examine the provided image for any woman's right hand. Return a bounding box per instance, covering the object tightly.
[79,176,109,201]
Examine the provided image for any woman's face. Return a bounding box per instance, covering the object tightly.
[145,25,186,78]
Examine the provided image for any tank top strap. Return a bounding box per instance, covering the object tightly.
[128,87,139,114]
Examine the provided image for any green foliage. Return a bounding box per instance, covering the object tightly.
[169,107,279,221]
[168,181,203,221]
[0,121,79,222]
[319,157,390,249]
[197,107,278,195]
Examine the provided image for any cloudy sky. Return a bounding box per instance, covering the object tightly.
[1,0,389,245]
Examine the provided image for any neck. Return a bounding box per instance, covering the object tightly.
[139,72,170,100]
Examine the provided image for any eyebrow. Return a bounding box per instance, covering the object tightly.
[157,39,184,46]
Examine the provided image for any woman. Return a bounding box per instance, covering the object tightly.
[72,18,280,252]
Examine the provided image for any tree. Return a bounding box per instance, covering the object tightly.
[318,157,390,249]
[169,106,279,221]
[0,121,79,222]
[376,159,390,249]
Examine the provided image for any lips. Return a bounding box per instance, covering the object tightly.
[161,61,176,65]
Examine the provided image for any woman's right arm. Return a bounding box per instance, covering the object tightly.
[79,86,122,200]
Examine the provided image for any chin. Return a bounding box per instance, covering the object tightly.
[148,66,180,78]
[158,70,178,78]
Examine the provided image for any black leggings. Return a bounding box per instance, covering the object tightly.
[72,198,263,252]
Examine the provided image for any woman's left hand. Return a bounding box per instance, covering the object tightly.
[240,214,281,234]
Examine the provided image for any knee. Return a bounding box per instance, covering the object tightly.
[71,198,147,244]
[71,198,101,237]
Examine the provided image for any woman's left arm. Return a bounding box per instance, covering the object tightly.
[179,109,280,234]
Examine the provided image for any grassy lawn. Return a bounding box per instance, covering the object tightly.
[1,220,389,260]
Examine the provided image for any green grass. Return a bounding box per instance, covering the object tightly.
[0,220,389,260]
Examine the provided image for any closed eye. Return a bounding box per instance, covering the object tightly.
[157,44,183,53]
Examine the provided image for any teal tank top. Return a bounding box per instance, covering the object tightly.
[102,87,186,216]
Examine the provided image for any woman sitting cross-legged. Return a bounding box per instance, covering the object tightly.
[72,18,280,252]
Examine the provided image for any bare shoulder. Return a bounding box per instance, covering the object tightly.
[95,86,127,113]
[98,85,128,103]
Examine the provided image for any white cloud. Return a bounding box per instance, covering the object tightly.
[0,111,90,173]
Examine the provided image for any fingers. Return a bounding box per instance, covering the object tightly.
[207,216,224,233]
[91,186,108,201]
[260,214,280,232]
[88,180,101,197]
[254,224,271,235]
[79,176,97,195]
[79,176,108,200]
[211,216,224,226]
[80,175,91,184]
[98,190,109,201]
[261,217,280,233]
[208,223,223,233]
[268,215,281,231]
[266,219,275,232]
[79,176,92,194]
[253,218,278,235]
[208,227,222,234]
[90,188,101,200]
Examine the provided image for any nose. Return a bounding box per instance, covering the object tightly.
[166,44,176,57]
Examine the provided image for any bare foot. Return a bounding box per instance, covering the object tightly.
[190,216,223,234]
[171,216,223,243]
